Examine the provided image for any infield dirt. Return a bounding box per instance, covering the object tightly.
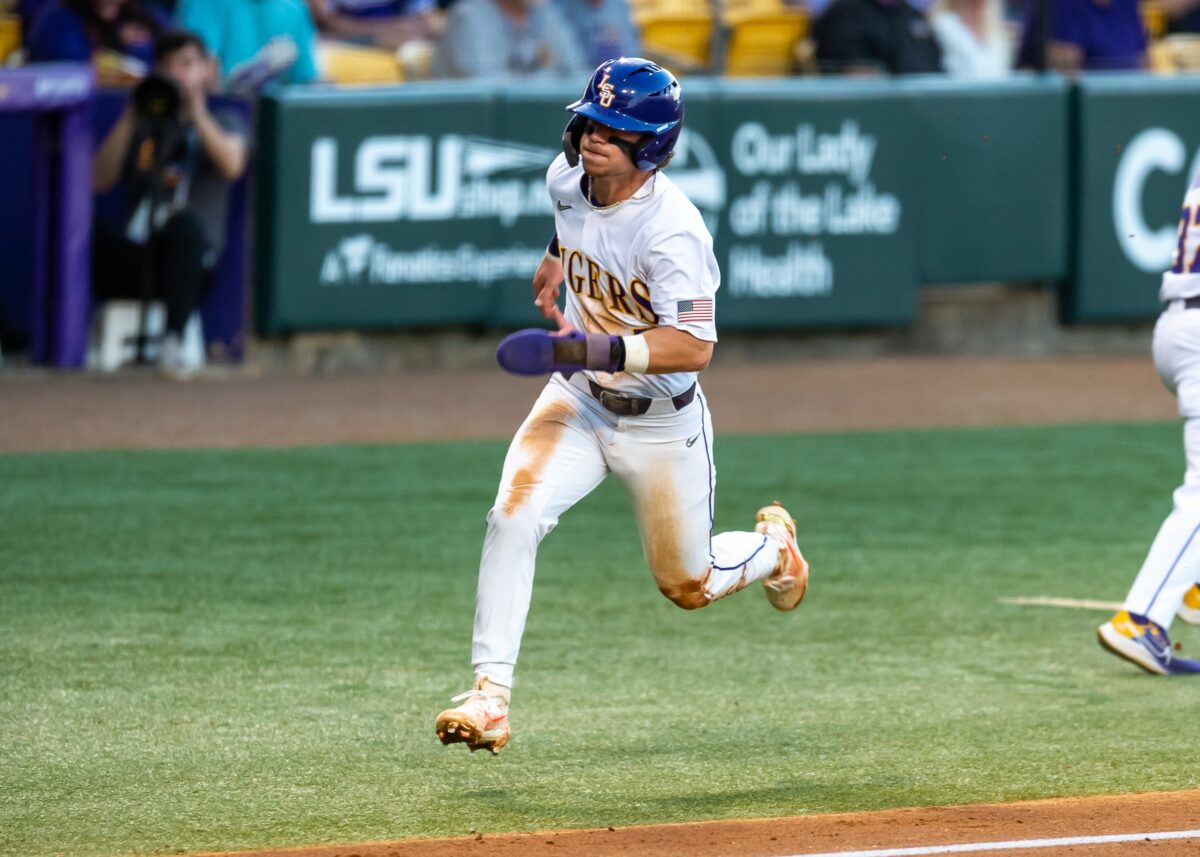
[0,354,1178,453]
[191,790,1200,857]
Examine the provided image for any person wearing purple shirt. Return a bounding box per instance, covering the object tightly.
[306,0,438,50]
[26,0,167,81]
[1017,0,1146,72]
[16,0,56,21]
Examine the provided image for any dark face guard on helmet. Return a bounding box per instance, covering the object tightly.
[563,116,657,172]
[562,57,684,173]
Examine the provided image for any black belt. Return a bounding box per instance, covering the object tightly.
[1164,297,1200,309]
[587,380,696,417]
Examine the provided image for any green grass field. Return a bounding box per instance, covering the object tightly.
[3,422,1200,857]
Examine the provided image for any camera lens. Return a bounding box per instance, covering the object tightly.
[133,74,182,122]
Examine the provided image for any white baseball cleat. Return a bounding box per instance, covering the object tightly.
[1180,585,1200,625]
[435,677,511,755]
[755,501,810,612]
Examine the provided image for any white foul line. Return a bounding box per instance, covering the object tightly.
[775,829,1200,857]
[999,596,1123,612]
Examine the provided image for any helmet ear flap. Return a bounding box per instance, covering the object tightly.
[562,115,586,167]
[612,134,649,168]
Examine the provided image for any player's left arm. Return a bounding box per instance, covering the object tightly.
[635,223,719,373]
[637,326,712,373]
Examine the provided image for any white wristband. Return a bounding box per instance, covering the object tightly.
[621,334,651,373]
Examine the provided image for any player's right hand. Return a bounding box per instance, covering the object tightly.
[532,253,564,320]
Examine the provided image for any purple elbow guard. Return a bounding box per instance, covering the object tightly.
[496,329,622,376]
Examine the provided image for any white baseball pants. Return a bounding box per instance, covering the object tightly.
[471,374,782,688]
[1122,302,1200,628]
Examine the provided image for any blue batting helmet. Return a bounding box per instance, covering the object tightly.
[562,57,684,172]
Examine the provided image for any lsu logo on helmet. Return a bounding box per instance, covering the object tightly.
[598,71,616,108]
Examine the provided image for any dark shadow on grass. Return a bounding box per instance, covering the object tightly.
[456,778,968,822]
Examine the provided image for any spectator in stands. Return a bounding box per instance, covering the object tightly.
[553,0,639,68]
[305,0,439,51]
[15,0,55,21]
[930,0,1013,77]
[91,29,248,373]
[434,0,586,79]
[1016,0,1146,72]
[174,0,320,87]
[806,0,933,15]
[813,0,943,75]
[25,0,167,83]
[802,0,833,15]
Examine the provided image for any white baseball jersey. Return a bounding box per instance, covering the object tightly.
[467,156,789,692]
[547,153,719,399]
[1160,173,1200,302]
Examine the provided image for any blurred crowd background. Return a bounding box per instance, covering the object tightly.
[3,0,1200,89]
[2,0,1198,375]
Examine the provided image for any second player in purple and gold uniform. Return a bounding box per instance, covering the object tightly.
[1098,169,1200,675]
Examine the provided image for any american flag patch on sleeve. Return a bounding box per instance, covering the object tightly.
[677,298,714,323]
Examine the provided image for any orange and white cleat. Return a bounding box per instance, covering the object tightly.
[1180,584,1200,626]
[754,501,810,612]
[435,677,511,755]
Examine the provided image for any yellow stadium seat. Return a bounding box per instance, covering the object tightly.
[721,0,788,24]
[1142,1,1167,40]
[0,14,21,65]
[319,40,404,85]
[637,12,714,71]
[1149,39,1172,74]
[630,0,710,21]
[724,9,808,76]
[1160,34,1200,71]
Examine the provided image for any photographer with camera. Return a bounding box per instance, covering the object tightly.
[92,29,248,374]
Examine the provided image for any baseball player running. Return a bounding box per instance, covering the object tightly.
[434,58,809,754]
[1097,170,1200,675]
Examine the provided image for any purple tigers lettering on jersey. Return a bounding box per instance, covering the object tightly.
[629,279,658,325]
[677,299,713,323]
[1171,205,1200,275]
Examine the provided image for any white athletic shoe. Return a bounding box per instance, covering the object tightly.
[1180,585,1200,626]
[158,333,192,380]
[435,677,511,755]
[755,501,810,612]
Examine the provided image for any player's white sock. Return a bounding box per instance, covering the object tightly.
[704,532,781,600]
[473,663,515,689]
[1124,420,1200,628]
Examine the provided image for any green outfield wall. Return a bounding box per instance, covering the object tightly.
[255,74,1200,333]
[1069,76,1200,322]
